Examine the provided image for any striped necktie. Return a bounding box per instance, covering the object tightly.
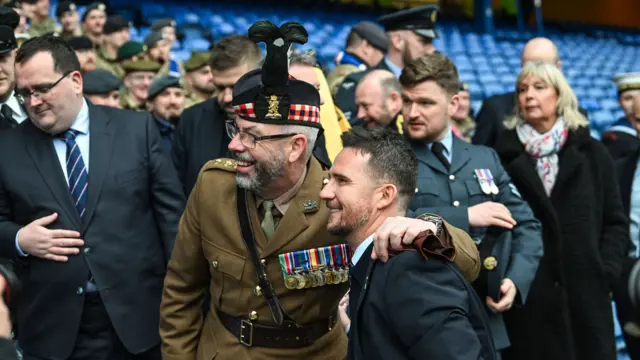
[61,130,88,218]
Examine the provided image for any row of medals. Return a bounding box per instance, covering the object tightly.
[284,267,349,290]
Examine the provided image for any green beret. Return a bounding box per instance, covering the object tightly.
[147,75,182,100]
[183,51,210,72]
[122,59,161,74]
[116,41,145,61]
[83,69,121,94]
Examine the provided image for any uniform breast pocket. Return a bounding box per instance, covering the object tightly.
[411,176,440,209]
[465,179,491,203]
[202,241,246,308]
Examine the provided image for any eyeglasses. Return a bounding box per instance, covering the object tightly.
[16,71,72,104]
[225,120,298,149]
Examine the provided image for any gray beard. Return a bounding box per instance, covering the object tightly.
[235,152,286,193]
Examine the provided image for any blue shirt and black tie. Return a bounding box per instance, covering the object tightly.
[16,99,97,291]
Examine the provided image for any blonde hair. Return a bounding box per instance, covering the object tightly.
[505,61,588,130]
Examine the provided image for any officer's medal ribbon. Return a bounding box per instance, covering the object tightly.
[474,169,492,195]
[484,169,500,195]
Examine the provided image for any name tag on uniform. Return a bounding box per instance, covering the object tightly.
[474,169,499,195]
[278,244,350,290]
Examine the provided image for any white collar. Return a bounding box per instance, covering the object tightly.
[351,234,374,266]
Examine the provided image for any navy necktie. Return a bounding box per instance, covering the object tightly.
[61,130,88,218]
[431,141,450,170]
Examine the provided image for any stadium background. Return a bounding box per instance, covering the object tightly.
[38,0,640,357]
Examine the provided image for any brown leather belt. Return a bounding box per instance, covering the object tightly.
[217,310,336,348]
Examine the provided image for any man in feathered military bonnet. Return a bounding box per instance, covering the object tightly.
[159,20,480,360]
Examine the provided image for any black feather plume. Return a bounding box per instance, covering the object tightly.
[248,20,308,95]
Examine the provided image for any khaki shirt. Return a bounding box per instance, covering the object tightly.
[120,92,145,112]
[27,17,58,37]
[159,157,480,360]
[95,46,125,79]
[183,90,207,110]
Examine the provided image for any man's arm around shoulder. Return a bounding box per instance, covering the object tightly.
[384,254,484,360]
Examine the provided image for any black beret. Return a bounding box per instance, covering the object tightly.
[0,25,16,54]
[81,2,106,23]
[103,15,129,35]
[68,36,93,51]
[232,21,321,130]
[147,75,182,100]
[151,18,176,32]
[56,1,77,18]
[143,31,164,49]
[0,6,19,31]
[83,69,121,94]
[351,21,388,52]
[379,4,439,39]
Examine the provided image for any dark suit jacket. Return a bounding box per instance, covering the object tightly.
[0,338,16,360]
[409,136,543,350]
[348,243,496,360]
[472,91,588,148]
[0,102,185,359]
[603,118,640,161]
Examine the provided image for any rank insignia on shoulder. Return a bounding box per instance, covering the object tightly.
[278,244,351,290]
[303,200,318,213]
[205,158,237,172]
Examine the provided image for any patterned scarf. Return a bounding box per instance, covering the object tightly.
[516,117,568,196]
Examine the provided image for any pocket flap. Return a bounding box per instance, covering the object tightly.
[204,242,246,281]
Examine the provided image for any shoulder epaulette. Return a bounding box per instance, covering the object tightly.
[203,158,237,173]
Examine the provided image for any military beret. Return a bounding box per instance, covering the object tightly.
[83,69,121,94]
[68,36,93,51]
[232,20,322,131]
[116,41,145,61]
[123,59,161,74]
[144,31,165,49]
[56,1,77,18]
[183,51,210,72]
[613,73,640,93]
[0,25,16,54]
[103,15,130,35]
[0,6,19,31]
[19,0,37,5]
[147,75,182,100]
[351,21,388,52]
[151,18,176,32]
[379,4,439,39]
[81,2,106,23]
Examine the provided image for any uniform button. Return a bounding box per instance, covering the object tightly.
[260,259,267,266]
[212,260,218,269]
[83,247,91,254]
[453,201,460,207]
[254,286,262,296]
[249,311,258,321]
[449,175,455,181]
[76,287,84,295]
[415,187,419,193]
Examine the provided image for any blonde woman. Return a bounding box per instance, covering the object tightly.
[495,61,628,360]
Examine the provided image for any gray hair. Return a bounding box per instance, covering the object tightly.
[289,49,318,67]
[281,124,319,161]
[505,61,588,130]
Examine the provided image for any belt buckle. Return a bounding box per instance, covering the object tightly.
[240,319,253,347]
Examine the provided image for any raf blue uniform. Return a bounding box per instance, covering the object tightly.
[408,130,543,353]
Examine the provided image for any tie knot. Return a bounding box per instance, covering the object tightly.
[262,200,275,213]
[1,104,12,119]
[61,129,80,142]
[432,141,445,154]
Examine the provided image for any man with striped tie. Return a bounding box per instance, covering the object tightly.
[0,35,185,360]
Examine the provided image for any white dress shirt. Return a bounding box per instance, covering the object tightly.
[3,91,28,124]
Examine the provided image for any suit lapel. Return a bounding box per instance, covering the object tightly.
[82,103,116,231]
[260,158,325,257]
[450,136,472,174]
[353,246,375,325]
[411,141,448,175]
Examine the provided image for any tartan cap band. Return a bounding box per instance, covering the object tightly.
[233,102,322,128]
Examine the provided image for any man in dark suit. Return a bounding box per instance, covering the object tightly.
[320,127,496,360]
[0,22,28,131]
[334,5,439,124]
[0,36,185,360]
[472,37,587,148]
[402,53,543,358]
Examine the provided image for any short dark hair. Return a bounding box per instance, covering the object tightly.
[16,35,81,74]
[210,35,261,72]
[341,127,417,210]
[400,53,460,96]
[345,30,363,49]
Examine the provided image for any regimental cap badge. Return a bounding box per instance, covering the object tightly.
[70,3,76,11]
[97,3,106,11]
[265,95,282,120]
[431,9,437,24]
[303,200,318,213]
[483,256,498,271]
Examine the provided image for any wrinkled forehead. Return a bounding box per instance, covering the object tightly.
[234,116,282,135]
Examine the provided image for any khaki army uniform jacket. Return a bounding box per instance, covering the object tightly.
[96,47,125,78]
[183,90,207,110]
[160,157,480,360]
[27,17,58,37]
[120,92,145,112]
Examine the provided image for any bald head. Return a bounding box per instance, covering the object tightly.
[356,70,402,128]
[521,37,561,69]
